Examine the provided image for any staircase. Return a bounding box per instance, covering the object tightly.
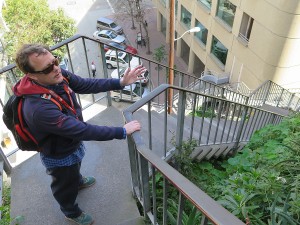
[10,106,144,225]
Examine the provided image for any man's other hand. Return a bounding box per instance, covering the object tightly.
[123,120,141,135]
[120,65,147,86]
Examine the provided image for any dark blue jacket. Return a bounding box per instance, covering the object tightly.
[13,69,124,158]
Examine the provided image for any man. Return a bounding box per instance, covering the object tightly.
[13,43,145,225]
[90,61,96,78]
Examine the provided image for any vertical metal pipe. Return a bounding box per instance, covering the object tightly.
[138,154,151,215]
[176,193,185,225]
[152,166,157,225]
[148,102,153,150]
[163,177,169,225]
[176,90,186,152]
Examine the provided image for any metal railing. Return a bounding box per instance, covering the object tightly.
[0,34,250,170]
[248,80,300,111]
[123,84,284,225]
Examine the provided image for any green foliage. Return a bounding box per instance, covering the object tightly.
[154,113,300,224]
[2,0,76,64]
[190,106,216,118]
[152,44,167,63]
[0,182,24,225]
[173,139,197,177]
[162,199,201,225]
[0,182,11,224]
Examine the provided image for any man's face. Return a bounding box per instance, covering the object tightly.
[27,50,64,86]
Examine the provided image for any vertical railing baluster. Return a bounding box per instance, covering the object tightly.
[220,101,230,143]
[198,96,207,145]
[176,193,185,225]
[189,94,197,141]
[176,90,186,153]
[163,177,169,225]
[152,166,157,225]
[164,91,168,157]
[226,102,236,142]
[148,102,153,150]
[200,215,209,225]
[138,153,151,217]
[127,136,140,196]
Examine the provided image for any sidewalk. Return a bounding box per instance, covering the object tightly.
[107,7,192,77]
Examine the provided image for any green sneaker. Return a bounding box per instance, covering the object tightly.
[79,176,96,190]
[66,212,94,225]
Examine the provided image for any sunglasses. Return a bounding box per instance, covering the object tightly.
[30,58,59,74]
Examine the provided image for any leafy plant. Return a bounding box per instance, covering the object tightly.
[2,0,76,65]
[190,106,216,118]
[218,189,259,221]
[172,139,197,177]
[152,44,167,70]
[158,199,201,225]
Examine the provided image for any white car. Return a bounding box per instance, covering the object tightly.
[111,67,149,86]
[93,30,125,44]
[105,50,141,69]
[111,83,149,102]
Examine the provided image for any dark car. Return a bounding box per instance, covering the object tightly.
[104,42,138,55]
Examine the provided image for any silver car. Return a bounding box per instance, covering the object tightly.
[93,30,125,44]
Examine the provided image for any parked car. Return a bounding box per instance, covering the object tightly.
[93,30,125,44]
[111,67,149,86]
[111,83,149,102]
[104,42,138,55]
[96,17,123,35]
[105,50,141,69]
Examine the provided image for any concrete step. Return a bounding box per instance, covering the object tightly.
[10,106,141,225]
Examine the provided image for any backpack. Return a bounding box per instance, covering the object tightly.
[2,77,71,152]
[2,94,63,151]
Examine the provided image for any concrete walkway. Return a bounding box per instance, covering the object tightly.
[10,106,144,225]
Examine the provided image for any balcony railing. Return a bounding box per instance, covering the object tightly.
[123,84,284,224]
[248,80,300,111]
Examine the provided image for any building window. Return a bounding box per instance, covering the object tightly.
[195,20,208,45]
[175,0,178,19]
[239,13,253,43]
[211,36,228,65]
[197,0,211,9]
[180,6,192,29]
[216,0,236,27]
[161,15,167,36]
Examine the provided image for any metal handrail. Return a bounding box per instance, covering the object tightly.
[123,84,284,225]
[248,80,300,111]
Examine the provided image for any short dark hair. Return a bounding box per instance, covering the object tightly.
[15,44,50,73]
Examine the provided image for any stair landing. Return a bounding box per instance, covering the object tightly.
[10,106,143,225]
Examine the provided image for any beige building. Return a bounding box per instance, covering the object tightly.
[152,0,300,91]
